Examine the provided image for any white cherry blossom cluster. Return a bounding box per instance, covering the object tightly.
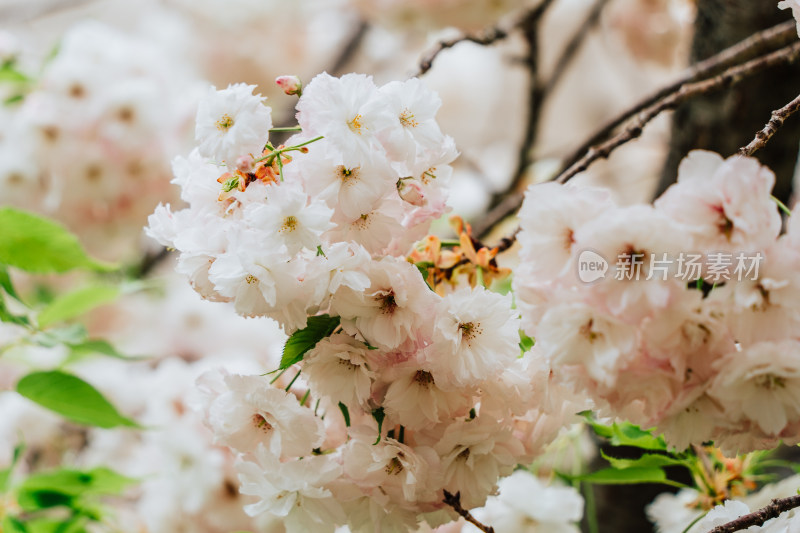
[0,22,197,259]
[148,73,574,531]
[514,150,800,455]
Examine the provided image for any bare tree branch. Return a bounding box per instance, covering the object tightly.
[479,38,800,251]
[554,40,800,184]
[330,19,370,76]
[476,0,606,237]
[443,490,495,533]
[708,495,800,533]
[739,91,800,156]
[559,19,797,175]
[410,0,557,79]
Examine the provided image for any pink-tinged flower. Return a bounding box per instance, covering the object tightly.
[276,75,302,96]
[197,370,324,457]
[517,181,615,282]
[303,333,375,409]
[574,204,688,321]
[327,195,405,255]
[296,73,395,167]
[536,302,637,388]
[236,444,345,532]
[331,256,437,350]
[709,340,800,436]
[655,150,781,253]
[195,83,272,167]
[343,429,441,506]
[425,286,520,388]
[381,360,473,430]
[431,417,525,509]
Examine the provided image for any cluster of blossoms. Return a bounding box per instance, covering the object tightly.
[0,22,196,258]
[515,150,800,455]
[148,73,576,531]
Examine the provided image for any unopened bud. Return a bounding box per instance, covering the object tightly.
[236,154,255,173]
[276,75,303,96]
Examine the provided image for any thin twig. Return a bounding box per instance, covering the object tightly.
[476,38,800,250]
[443,490,495,533]
[708,495,800,533]
[739,91,800,156]
[555,40,800,184]
[477,0,605,237]
[559,19,797,175]
[543,0,607,96]
[330,19,369,76]
[410,0,556,78]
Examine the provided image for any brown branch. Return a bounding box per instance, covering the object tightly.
[558,19,797,176]
[543,0,607,97]
[478,38,800,250]
[554,40,800,184]
[330,19,369,76]
[410,0,557,79]
[443,490,495,533]
[738,91,800,156]
[476,0,605,237]
[708,495,800,533]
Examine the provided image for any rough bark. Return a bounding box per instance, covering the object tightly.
[654,0,800,204]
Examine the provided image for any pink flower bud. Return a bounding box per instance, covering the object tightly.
[275,75,302,96]
[235,154,255,173]
[398,179,426,206]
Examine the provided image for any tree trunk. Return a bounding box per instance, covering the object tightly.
[654,0,800,204]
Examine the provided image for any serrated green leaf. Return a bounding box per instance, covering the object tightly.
[0,208,117,273]
[16,371,140,429]
[280,314,340,369]
[38,286,119,328]
[600,450,689,471]
[571,466,681,486]
[584,416,667,451]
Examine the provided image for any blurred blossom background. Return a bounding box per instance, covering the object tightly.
[3,0,800,532]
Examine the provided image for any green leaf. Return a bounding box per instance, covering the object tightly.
[0,208,117,273]
[372,407,385,445]
[16,371,140,429]
[280,314,340,369]
[570,466,685,487]
[2,516,27,533]
[338,402,350,427]
[30,324,88,348]
[38,286,119,328]
[67,339,142,362]
[0,65,28,83]
[0,265,22,301]
[4,94,24,106]
[0,292,29,326]
[600,450,689,471]
[0,443,25,492]
[19,467,134,498]
[519,331,534,353]
[584,416,667,451]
